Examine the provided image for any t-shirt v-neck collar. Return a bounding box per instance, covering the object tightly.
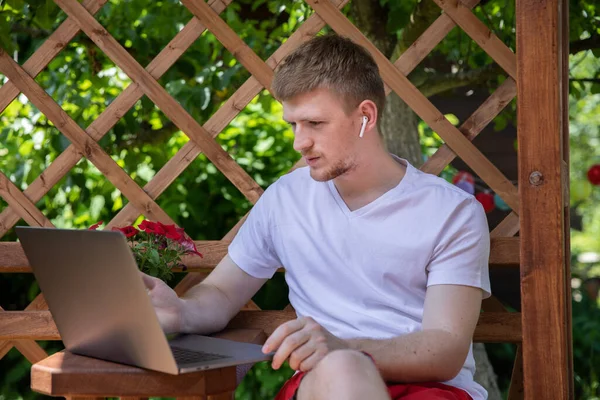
[326,156,414,218]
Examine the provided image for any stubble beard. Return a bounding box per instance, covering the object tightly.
[309,156,357,182]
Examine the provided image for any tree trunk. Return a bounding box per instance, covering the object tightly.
[474,343,503,400]
[380,92,422,167]
[350,1,503,398]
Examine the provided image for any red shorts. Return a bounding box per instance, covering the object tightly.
[274,370,473,400]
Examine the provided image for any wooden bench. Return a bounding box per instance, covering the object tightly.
[0,226,523,399]
[0,233,522,398]
[22,234,523,399]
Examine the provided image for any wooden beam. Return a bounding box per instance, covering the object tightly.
[516,0,572,397]
[491,212,520,238]
[394,0,480,77]
[0,51,175,226]
[0,240,229,272]
[432,0,516,79]
[474,312,522,343]
[0,0,108,114]
[0,311,59,340]
[0,310,521,343]
[0,298,49,363]
[226,310,521,342]
[0,237,520,272]
[0,0,234,237]
[560,0,575,394]
[0,172,55,228]
[421,78,517,177]
[53,0,264,206]
[481,296,508,313]
[179,0,273,92]
[508,345,524,400]
[488,237,520,266]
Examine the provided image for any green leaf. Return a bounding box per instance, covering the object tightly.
[386,1,413,32]
[18,141,34,156]
[133,243,148,253]
[23,0,45,7]
[494,115,508,131]
[32,0,59,30]
[175,58,196,80]
[0,21,15,54]
[6,0,25,10]
[148,248,160,265]
[90,195,105,220]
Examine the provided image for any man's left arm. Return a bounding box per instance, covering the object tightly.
[346,197,491,382]
[262,284,483,381]
[346,283,483,383]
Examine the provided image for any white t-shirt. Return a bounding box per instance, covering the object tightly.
[228,156,491,400]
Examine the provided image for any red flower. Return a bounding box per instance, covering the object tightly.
[138,220,155,233]
[139,220,166,235]
[156,222,183,241]
[112,226,139,238]
[88,221,103,230]
[588,164,600,186]
[137,220,202,258]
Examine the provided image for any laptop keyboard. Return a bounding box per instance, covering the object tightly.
[170,345,231,365]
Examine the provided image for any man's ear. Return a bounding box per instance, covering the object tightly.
[358,100,378,131]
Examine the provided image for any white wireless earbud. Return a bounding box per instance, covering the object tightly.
[359,116,368,138]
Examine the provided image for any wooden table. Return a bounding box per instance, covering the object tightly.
[30,329,267,400]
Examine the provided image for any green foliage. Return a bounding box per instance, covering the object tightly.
[381,0,419,34]
[236,361,294,400]
[568,54,600,398]
[571,292,600,399]
[418,114,459,181]
[111,221,203,282]
[486,295,600,400]
[569,0,599,50]
[569,52,600,280]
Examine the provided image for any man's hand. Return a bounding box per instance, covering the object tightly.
[262,317,349,372]
[140,271,183,334]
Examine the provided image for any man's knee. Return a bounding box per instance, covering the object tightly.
[297,350,383,399]
[302,349,376,389]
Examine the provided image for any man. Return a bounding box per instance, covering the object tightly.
[142,34,491,400]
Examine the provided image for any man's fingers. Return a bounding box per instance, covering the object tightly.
[140,271,157,290]
[271,329,311,370]
[288,341,316,371]
[263,318,305,354]
[298,349,323,372]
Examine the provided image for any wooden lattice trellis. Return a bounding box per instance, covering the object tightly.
[0,0,572,399]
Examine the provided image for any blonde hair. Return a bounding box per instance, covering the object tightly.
[271,34,385,115]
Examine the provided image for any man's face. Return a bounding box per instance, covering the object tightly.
[282,88,359,182]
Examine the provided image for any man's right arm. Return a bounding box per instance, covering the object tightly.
[180,254,268,333]
[143,254,267,335]
[144,181,281,334]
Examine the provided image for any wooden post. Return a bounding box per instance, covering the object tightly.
[560,0,575,394]
[516,0,573,398]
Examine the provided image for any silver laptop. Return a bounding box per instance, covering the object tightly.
[16,226,273,375]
